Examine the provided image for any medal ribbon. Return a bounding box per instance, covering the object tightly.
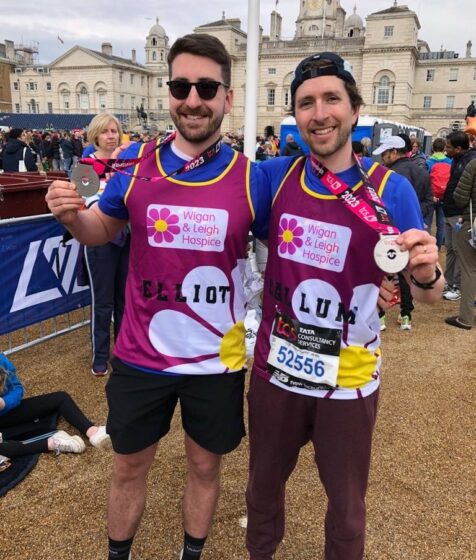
[79,132,222,183]
[309,154,400,235]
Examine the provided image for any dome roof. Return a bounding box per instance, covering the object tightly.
[149,17,166,38]
[345,6,364,29]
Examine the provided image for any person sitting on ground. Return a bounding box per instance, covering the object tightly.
[0,352,110,458]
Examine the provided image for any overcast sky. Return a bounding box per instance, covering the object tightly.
[2,0,474,65]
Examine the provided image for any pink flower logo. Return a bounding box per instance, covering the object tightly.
[278,217,304,255]
[147,207,180,243]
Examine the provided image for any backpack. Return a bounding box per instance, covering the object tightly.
[429,162,450,200]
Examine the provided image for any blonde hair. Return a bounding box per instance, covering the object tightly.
[87,113,123,150]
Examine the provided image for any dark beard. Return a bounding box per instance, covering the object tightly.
[170,110,223,145]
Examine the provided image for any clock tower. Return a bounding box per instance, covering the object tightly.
[295,0,346,39]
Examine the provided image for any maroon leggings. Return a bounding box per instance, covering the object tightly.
[246,374,379,560]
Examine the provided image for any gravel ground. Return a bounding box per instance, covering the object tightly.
[0,295,474,560]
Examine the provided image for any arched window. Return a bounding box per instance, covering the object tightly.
[283,71,294,108]
[79,86,89,110]
[97,88,107,110]
[152,51,157,61]
[152,38,157,46]
[58,84,71,113]
[284,88,290,107]
[378,76,390,104]
[374,75,395,105]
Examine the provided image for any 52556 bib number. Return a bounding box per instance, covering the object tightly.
[267,311,341,391]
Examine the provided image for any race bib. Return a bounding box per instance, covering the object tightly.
[267,311,341,390]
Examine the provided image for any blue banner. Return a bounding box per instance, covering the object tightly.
[0,216,91,335]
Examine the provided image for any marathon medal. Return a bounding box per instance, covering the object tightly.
[71,163,100,198]
[373,234,409,274]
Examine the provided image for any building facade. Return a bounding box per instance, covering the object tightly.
[0,41,16,113]
[5,2,476,137]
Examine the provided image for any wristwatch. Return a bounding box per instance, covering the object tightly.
[409,267,442,290]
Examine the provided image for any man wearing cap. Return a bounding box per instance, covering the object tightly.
[373,135,433,330]
[245,52,444,560]
[373,135,433,225]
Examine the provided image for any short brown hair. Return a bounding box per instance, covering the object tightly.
[432,138,446,152]
[167,34,231,86]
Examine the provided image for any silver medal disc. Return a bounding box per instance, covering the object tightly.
[71,164,100,198]
[373,234,409,274]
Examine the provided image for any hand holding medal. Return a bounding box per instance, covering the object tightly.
[309,153,410,274]
[395,229,443,292]
[373,234,409,274]
[70,163,101,198]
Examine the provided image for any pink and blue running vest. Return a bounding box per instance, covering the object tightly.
[253,157,393,400]
[113,142,254,375]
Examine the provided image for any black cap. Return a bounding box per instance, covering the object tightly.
[290,52,356,99]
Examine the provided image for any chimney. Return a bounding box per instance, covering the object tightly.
[5,40,15,62]
[466,40,472,58]
[270,10,282,41]
[101,42,113,56]
[131,49,136,63]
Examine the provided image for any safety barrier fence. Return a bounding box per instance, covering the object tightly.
[0,214,91,355]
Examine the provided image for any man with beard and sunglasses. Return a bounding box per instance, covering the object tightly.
[245,53,444,560]
[45,34,270,560]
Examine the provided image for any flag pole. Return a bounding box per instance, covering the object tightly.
[244,0,260,160]
[322,0,326,39]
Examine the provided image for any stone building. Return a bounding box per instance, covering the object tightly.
[0,41,19,113]
[197,0,476,138]
[5,1,476,137]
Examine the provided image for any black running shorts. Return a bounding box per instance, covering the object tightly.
[105,358,246,455]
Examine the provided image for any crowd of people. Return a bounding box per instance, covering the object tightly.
[0,128,87,174]
[0,32,474,560]
[0,127,176,176]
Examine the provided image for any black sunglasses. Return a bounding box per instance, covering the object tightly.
[166,80,229,101]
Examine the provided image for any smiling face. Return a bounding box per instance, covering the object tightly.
[168,53,233,155]
[294,75,359,171]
